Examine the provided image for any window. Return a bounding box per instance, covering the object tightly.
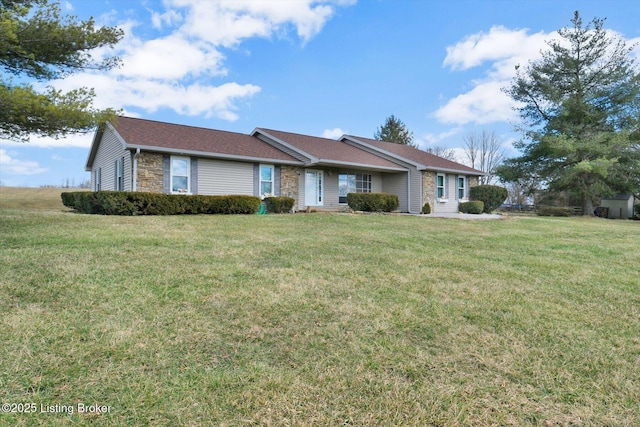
[436,174,446,199]
[457,176,466,200]
[115,157,124,191]
[339,173,372,204]
[94,168,101,191]
[171,156,190,193]
[259,164,274,197]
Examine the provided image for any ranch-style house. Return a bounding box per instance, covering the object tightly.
[86,116,484,214]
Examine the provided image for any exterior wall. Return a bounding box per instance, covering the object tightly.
[422,171,436,212]
[136,152,164,193]
[280,166,302,210]
[424,172,479,214]
[601,195,634,219]
[382,172,409,212]
[90,127,131,191]
[197,159,253,195]
[297,168,388,211]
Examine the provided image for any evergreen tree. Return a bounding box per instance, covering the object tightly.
[498,11,640,213]
[0,0,123,140]
[374,115,416,147]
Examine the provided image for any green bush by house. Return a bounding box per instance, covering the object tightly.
[347,193,399,212]
[470,185,508,213]
[459,200,484,214]
[537,206,574,217]
[263,196,295,213]
[61,192,261,215]
[421,202,431,214]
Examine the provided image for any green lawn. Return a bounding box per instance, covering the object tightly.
[1,188,639,426]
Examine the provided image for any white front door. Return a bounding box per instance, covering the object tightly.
[305,170,323,206]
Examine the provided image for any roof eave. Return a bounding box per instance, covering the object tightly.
[126,144,304,165]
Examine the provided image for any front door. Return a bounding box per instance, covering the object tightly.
[305,170,323,207]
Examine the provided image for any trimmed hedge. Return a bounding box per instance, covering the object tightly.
[263,196,295,213]
[459,200,484,214]
[347,192,399,212]
[537,206,573,217]
[421,202,431,214]
[470,185,508,213]
[61,191,261,215]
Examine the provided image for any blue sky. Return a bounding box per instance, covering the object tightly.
[1,0,639,187]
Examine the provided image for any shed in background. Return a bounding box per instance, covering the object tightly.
[600,193,635,219]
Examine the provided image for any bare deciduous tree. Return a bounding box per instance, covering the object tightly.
[425,146,456,161]
[463,130,504,184]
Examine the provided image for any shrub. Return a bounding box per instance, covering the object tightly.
[459,200,484,214]
[61,192,260,215]
[263,196,295,213]
[635,204,640,217]
[470,185,508,213]
[421,202,431,214]
[347,192,399,212]
[537,206,573,217]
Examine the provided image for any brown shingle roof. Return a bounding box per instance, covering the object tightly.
[257,128,405,170]
[345,135,484,175]
[111,116,300,163]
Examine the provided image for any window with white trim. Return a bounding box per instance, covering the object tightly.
[436,173,446,199]
[94,168,101,191]
[259,164,274,197]
[338,172,372,204]
[115,157,124,191]
[457,176,466,200]
[171,156,190,193]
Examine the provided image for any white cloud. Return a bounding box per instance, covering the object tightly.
[117,34,226,80]
[419,127,462,146]
[322,127,346,139]
[435,80,517,125]
[0,149,48,175]
[170,0,346,46]
[435,26,553,126]
[32,0,354,149]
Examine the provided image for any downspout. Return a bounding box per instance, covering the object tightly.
[132,148,140,191]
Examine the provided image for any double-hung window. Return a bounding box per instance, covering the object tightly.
[94,168,101,191]
[339,172,372,204]
[436,174,446,199]
[457,176,466,200]
[115,157,124,191]
[259,164,274,197]
[171,156,190,193]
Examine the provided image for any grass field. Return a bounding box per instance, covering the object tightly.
[1,187,639,426]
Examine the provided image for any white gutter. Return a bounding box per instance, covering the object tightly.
[132,148,140,191]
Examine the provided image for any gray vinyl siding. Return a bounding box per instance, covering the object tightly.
[91,126,130,191]
[197,159,253,195]
[381,172,409,212]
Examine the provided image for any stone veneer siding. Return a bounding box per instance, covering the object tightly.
[137,152,164,193]
[468,176,479,188]
[280,166,301,207]
[422,171,436,208]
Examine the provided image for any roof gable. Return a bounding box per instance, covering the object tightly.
[255,128,406,171]
[343,135,485,175]
[106,116,301,163]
